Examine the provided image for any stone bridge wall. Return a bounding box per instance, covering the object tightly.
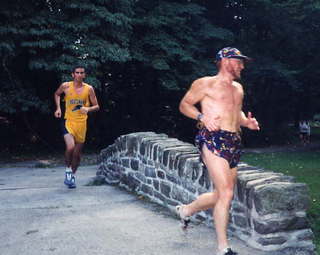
[97,132,315,255]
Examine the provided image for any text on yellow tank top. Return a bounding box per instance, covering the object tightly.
[64,81,90,122]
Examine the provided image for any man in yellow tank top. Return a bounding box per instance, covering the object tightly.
[54,66,99,188]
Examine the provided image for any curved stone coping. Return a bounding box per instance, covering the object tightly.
[97,132,316,255]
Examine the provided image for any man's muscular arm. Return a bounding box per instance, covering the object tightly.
[54,83,67,118]
[80,86,100,114]
[179,78,220,131]
[179,79,206,120]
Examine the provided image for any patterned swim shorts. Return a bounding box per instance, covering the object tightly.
[195,128,242,168]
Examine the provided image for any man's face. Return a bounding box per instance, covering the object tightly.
[226,58,245,79]
[72,68,86,82]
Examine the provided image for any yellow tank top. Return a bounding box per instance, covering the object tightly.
[64,81,90,122]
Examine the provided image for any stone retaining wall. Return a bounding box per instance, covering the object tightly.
[97,132,315,255]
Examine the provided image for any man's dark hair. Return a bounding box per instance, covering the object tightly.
[72,66,86,73]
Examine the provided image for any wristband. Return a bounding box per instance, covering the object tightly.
[197,113,204,121]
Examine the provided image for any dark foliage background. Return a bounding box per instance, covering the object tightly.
[1,0,320,154]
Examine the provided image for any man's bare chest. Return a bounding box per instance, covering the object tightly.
[207,87,242,105]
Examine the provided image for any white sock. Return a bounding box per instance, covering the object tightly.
[65,167,72,181]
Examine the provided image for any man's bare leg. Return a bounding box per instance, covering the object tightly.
[180,147,236,216]
[201,146,237,251]
[181,165,218,216]
[183,192,218,216]
[64,134,75,167]
[63,134,76,187]
[71,142,84,174]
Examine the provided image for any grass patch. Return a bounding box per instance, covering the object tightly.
[242,151,320,253]
[312,126,320,136]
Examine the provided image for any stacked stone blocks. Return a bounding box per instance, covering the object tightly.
[97,132,315,255]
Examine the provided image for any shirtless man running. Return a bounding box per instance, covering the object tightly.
[177,47,260,255]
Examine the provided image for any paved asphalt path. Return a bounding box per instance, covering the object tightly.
[0,163,269,255]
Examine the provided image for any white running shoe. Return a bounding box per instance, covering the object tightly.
[175,205,191,229]
[64,167,72,186]
[68,175,76,189]
[217,247,238,255]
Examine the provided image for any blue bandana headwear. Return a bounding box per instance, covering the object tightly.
[216,47,250,62]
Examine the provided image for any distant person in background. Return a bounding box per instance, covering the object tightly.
[54,66,99,188]
[299,120,310,145]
